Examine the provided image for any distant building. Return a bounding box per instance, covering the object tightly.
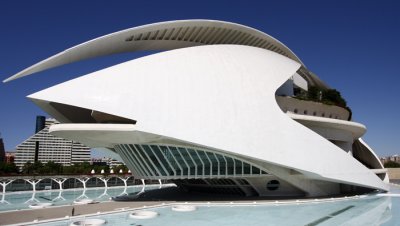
[14,117,91,169]
[0,133,5,162]
[380,155,400,165]
[91,157,125,168]
[5,152,15,164]
[35,115,46,133]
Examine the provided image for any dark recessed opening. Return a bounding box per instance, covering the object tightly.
[266,180,280,191]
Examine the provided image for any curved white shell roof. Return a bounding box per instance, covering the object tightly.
[4,19,304,82]
[29,45,387,193]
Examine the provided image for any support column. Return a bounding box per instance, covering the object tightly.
[118,176,130,196]
[98,177,109,189]
[140,179,146,193]
[0,180,14,204]
[77,178,90,190]
[97,177,110,199]
[25,179,42,192]
[51,178,67,190]
[1,180,14,194]
[158,179,162,189]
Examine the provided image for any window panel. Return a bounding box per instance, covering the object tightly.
[150,145,174,176]
[243,162,251,174]
[168,146,188,176]
[179,148,196,176]
[188,149,203,176]
[225,157,234,175]
[215,154,226,176]
[252,165,260,175]
[134,145,159,177]
[206,152,219,175]
[197,150,211,175]
[142,145,166,176]
[235,159,243,176]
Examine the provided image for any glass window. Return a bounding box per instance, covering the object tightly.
[150,145,174,176]
[168,146,188,176]
[215,154,226,176]
[142,145,167,176]
[243,162,251,174]
[188,148,203,176]
[197,150,211,175]
[120,145,146,176]
[134,145,159,176]
[252,165,260,175]
[161,146,181,176]
[225,157,234,175]
[234,159,242,176]
[206,152,219,175]
[179,147,196,176]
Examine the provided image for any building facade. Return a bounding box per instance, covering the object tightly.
[14,118,90,169]
[5,20,388,197]
[380,155,400,165]
[5,152,15,164]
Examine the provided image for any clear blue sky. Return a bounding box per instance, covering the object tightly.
[0,0,399,157]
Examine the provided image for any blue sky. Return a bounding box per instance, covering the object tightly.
[0,0,399,157]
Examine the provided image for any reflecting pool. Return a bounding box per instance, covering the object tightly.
[23,185,400,226]
[0,184,166,212]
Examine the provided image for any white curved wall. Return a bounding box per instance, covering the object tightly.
[28,45,388,193]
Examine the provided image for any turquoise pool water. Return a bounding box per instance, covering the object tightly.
[0,184,163,212]
[27,185,400,226]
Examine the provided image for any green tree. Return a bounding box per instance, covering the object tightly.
[307,86,321,101]
[22,161,33,174]
[22,161,44,174]
[323,89,347,107]
[41,161,63,174]
[0,162,19,175]
[114,164,129,174]
[384,161,400,168]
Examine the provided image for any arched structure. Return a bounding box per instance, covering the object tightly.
[5,20,388,197]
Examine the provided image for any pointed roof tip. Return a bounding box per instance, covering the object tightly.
[3,77,12,83]
[3,73,20,83]
[4,70,30,83]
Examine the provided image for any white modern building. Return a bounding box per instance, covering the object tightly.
[5,20,389,197]
[14,118,91,169]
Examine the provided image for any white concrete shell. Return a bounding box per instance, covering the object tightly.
[6,20,388,197]
[4,20,303,82]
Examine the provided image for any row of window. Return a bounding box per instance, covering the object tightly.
[291,109,341,119]
[116,144,268,179]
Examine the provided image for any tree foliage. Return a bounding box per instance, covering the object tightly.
[22,161,63,174]
[384,161,400,168]
[294,86,352,120]
[0,162,19,175]
[19,161,126,175]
